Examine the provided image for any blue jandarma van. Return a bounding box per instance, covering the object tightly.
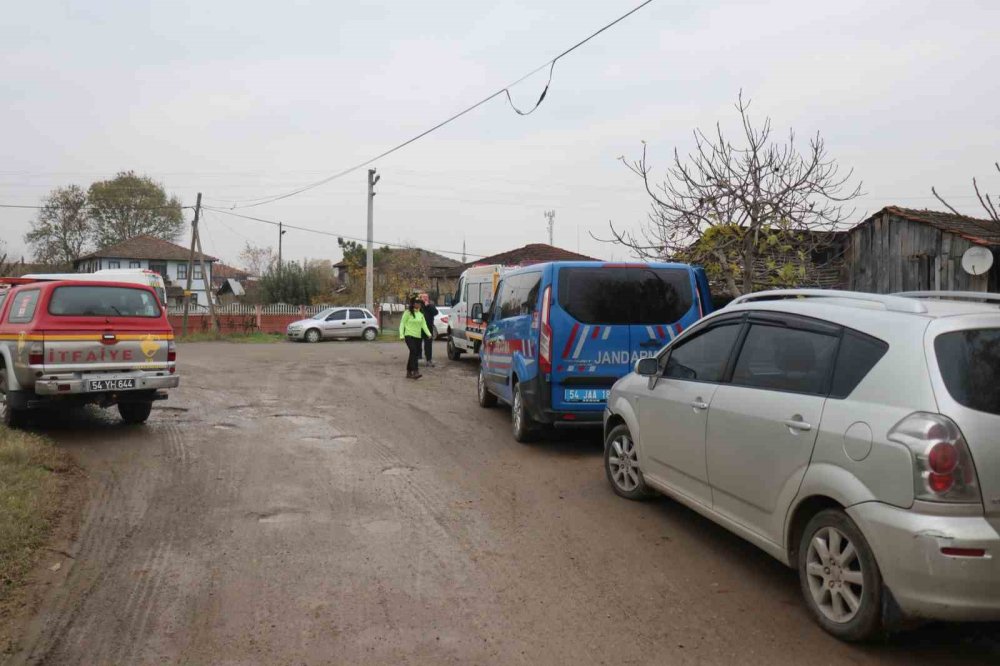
[476,261,713,441]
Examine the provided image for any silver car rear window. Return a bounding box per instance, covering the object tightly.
[934,328,1000,416]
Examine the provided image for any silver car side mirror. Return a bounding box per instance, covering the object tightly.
[635,357,658,376]
[636,356,662,390]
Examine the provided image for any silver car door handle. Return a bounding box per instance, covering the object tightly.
[783,419,812,432]
[691,400,709,411]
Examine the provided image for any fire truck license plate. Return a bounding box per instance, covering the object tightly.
[90,379,136,391]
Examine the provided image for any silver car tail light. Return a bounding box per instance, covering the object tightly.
[888,412,982,503]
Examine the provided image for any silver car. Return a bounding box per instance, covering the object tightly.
[603,289,1000,641]
[286,307,379,342]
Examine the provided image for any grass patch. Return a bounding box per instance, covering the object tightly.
[177,331,285,344]
[0,428,70,598]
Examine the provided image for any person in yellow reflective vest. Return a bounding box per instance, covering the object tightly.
[399,297,432,379]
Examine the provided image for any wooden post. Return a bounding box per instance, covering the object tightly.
[193,226,218,332]
[181,193,201,336]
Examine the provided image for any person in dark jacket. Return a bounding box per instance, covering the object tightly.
[420,294,439,367]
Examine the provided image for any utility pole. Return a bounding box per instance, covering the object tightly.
[277,221,287,276]
[366,168,380,314]
[544,210,555,246]
[462,238,467,264]
[193,219,218,333]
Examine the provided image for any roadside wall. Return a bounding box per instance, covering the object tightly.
[170,306,403,335]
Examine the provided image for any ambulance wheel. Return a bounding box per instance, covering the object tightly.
[119,401,153,425]
[511,381,539,443]
[447,338,462,360]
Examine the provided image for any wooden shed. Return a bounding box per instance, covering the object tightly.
[846,206,1000,293]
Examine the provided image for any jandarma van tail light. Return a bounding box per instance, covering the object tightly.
[538,285,553,373]
[28,342,43,366]
[888,412,981,503]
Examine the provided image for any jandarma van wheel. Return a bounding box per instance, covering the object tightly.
[478,368,497,408]
[511,382,539,443]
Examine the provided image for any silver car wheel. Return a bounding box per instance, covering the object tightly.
[805,526,865,624]
[305,329,321,343]
[363,328,377,341]
[608,434,640,492]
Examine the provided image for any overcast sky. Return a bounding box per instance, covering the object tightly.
[2,0,998,267]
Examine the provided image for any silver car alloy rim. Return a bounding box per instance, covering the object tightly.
[608,434,640,492]
[479,371,487,401]
[806,526,865,623]
[513,389,522,432]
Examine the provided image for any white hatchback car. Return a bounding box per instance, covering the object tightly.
[603,289,1000,641]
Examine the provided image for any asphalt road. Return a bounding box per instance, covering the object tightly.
[7,341,999,665]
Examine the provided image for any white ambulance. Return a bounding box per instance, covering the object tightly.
[22,269,168,306]
[446,264,507,361]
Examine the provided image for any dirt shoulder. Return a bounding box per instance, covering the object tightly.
[0,428,81,658]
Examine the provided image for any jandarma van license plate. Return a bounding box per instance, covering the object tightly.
[89,379,136,391]
[564,388,609,403]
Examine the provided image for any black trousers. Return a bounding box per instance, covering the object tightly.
[405,336,422,373]
[423,334,433,362]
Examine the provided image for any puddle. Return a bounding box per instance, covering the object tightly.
[213,423,238,430]
[270,413,323,420]
[381,465,415,476]
[154,406,189,413]
[253,509,308,524]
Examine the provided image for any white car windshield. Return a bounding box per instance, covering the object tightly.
[312,308,337,319]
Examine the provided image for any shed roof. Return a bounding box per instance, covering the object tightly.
[856,206,1000,246]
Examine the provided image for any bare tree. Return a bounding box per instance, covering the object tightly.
[24,185,91,267]
[932,162,1000,226]
[604,93,862,296]
[0,239,12,276]
[238,242,276,277]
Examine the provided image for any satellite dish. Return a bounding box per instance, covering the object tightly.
[961,246,994,276]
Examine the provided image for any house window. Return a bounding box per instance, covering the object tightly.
[176,263,188,280]
[108,260,120,269]
[130,261,141,269]
[193,264,203,280]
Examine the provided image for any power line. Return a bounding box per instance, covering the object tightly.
[0,203,194,211]
[202,206,485,259]
[211,0,657,209]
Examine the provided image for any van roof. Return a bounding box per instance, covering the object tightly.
[502,260,699,274]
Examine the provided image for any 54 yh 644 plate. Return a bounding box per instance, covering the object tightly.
[89,378,136,391]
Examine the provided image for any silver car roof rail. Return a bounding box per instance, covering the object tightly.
[894,291,1000,305]
[731,289,927,314]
